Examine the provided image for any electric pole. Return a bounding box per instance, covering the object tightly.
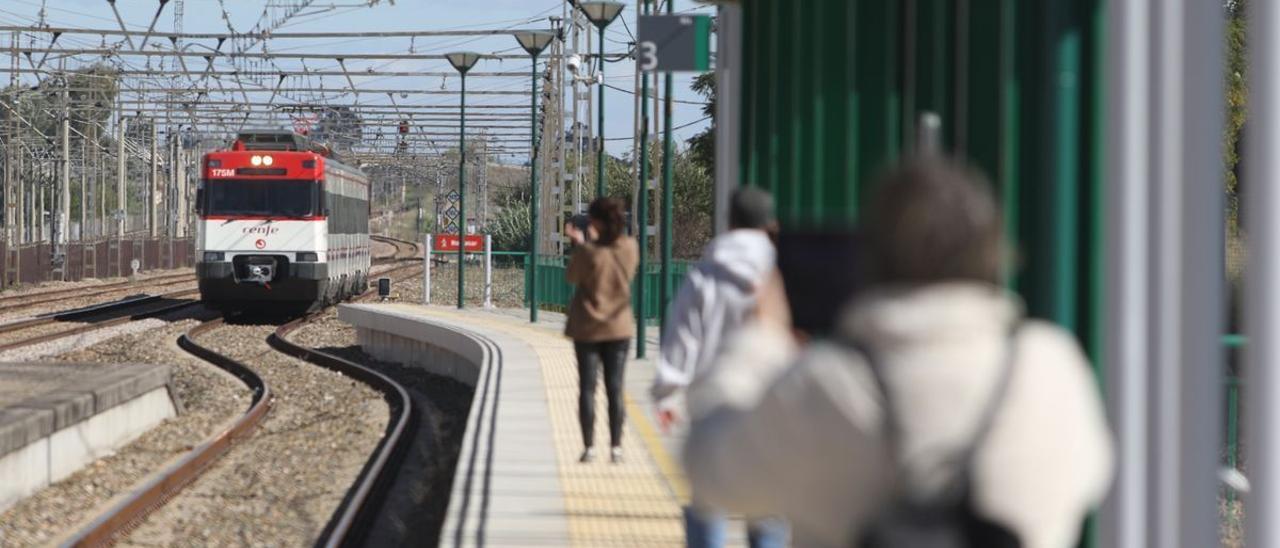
[116,116,127,237]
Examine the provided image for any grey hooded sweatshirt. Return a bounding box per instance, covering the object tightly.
[651,229,776,412]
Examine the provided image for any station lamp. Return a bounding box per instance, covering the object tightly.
[513,30,558,323]
[576,1,625,199]
[446,51,482,309]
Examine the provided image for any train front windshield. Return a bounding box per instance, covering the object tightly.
[205,179,320,217]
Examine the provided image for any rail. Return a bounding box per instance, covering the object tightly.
[61,317,273,546]
[0,272,194,310]
[0,288,202,353]
[269,314,416,547]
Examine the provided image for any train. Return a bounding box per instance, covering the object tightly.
[195,131,371,310]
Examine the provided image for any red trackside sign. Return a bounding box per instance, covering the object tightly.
[434,234,484,253]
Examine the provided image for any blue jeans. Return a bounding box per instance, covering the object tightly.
[684,505,789,548]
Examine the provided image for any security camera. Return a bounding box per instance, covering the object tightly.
[567,54,582,74]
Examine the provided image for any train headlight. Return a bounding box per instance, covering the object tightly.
[203,252,225,262]
[296,252,318,262]
[262,155,274,166]
[251,155,263,166]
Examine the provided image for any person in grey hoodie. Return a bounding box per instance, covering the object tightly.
[652,187,789,548]
[683,159,1113,548]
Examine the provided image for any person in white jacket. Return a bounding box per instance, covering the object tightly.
[683,159,1114,548]
[652,187,789,548]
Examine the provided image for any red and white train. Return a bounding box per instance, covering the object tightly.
[195,131,370,310]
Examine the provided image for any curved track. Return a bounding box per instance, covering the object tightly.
[61,317,273,547]
[60,259,425,547]
[370,234,422,264]
[270,311,416,546]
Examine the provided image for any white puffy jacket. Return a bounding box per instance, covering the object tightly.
[683,283,1114,548]
[650,229,776,411]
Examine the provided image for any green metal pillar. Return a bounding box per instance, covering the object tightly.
[597,26,608,199]
[458,72,467,309]
[1020,0,1081,331]
[530,54,541,323]
[659,0,675,336]
[635,0,651,358]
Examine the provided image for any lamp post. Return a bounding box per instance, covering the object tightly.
[514,30,557,323]
[447,51,481,309]
[578,1,625,198]
[659,0,675,335]
[635,0,652,358]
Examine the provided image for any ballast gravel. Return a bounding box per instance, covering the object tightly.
[0,278,198,323]
[400,259,525,308]
[0,317,170,361]
[0,258,418,545]
[118,317,389,547]
[0,268,190,300]
[289,278,473,545]
[0,306,240,548]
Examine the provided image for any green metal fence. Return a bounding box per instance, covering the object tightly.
[529,254,693,322]
[738,0,1104,343]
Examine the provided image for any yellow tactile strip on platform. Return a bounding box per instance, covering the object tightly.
[398,306,685,547]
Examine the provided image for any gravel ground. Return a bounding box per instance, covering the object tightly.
[291,279,473,546]
[0,278,197,323]
[0,318,170,361]
[371,239,398,259]
[410,259,526,309]
[0,305,242,548]
[0,294,200,350]
[118,316,389,547]
[0,257,418,546]
[0,268,193,301]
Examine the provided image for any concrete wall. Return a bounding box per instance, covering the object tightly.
[0,387,175,512]
[340,304,487,387]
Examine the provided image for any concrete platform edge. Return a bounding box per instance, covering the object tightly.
[338,304,570,547]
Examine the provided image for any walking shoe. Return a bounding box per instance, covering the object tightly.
[579,448,595,463]
[610,446,624,464]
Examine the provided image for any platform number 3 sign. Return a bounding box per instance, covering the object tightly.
[637,15,713,73]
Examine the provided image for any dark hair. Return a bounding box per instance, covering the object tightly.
[863,157,1003,286]
[729,187,776,230]
[588,197,628,245]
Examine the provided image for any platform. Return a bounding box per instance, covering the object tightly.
[0,362,176,512]
[339,303,696,547]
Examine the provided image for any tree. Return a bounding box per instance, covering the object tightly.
[686,73,716,175]
[672,149,714,258]
[486,182,533,252]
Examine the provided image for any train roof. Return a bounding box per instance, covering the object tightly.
[236,130,326,153]
[222,130,359,171]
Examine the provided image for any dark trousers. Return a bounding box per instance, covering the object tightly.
[573,339,630,448]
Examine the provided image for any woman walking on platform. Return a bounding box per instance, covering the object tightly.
[565,197,639,464]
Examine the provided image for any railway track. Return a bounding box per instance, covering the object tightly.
[61,260,425,547]
[0,272,195,313]
[370,234,422,264]
[0,241,416,353]
[0,288,202,353]
[60,316,273,547]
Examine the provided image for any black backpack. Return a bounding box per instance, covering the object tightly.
[853,329,1023,548]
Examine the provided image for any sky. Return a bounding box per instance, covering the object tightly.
[0,0,715,160]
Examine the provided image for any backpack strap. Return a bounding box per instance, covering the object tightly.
[956,326,1021,470]
[855,324,1022,475]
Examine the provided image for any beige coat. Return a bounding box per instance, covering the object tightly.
[684,283,1113,548]
[564,237,639,342]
